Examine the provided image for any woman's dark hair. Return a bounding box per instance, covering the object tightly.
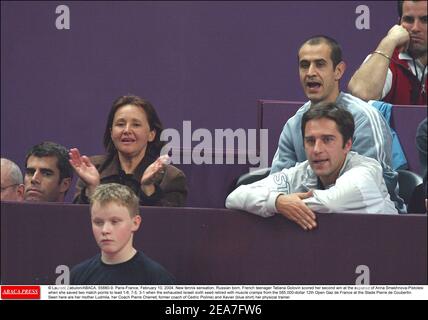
[101,95,164,169]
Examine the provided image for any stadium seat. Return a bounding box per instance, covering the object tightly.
[397,169,423,205]
[235,167,271,188]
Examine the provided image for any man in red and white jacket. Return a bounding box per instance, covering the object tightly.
[348,0,427,105]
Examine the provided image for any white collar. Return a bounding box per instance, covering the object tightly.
[399,51,427,67]
[398,52,427,77]
[398,51,413,61]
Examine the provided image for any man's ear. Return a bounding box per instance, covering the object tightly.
[334,61,346,81]
[344,138,352,152]
[17,184,25,201]
[59,177,72,193]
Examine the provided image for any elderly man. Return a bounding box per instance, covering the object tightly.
[1,158,24,201]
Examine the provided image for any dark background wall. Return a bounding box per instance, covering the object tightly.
[2,202,427,285]
[1,1,399,204]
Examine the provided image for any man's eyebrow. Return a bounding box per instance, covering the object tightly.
[300,58,327,63]
[40,168,55,173]
[304,134,335,138]
[402,14,427,19]
[304,136,315,141]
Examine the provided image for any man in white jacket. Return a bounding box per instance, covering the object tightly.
[226,103,398,231]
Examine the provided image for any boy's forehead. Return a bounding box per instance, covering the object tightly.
[91,200,132,216]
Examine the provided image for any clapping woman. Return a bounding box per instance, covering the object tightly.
[70,95,187,206]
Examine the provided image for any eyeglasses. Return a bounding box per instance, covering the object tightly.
[0,184,19,193]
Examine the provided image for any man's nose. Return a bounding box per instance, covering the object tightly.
[411,19,422,33]
[313,139,324,153]
[307,63,317,76]
[30,171,41,184]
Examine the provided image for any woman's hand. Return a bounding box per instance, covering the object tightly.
[140,155,170,196]
[69,148,100,196]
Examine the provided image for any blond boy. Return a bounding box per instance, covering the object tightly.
[70,183,175,285]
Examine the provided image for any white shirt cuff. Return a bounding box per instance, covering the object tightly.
[266,191,284,215]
